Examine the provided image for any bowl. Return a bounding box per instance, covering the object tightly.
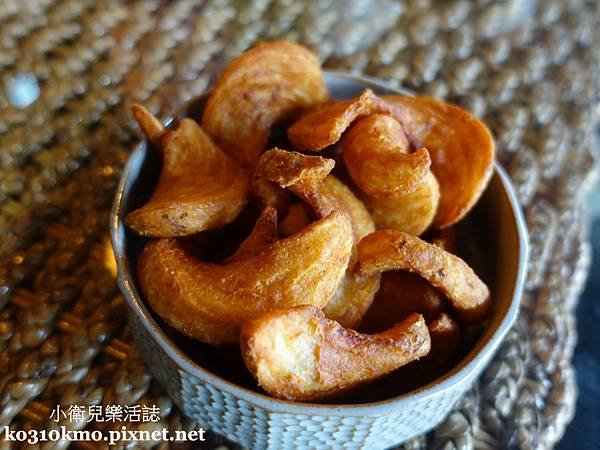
[110,72,528,450]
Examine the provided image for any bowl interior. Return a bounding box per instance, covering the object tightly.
[112,72,527,406]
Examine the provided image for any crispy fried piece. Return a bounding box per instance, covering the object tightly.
[319,177,380,328]
[138,211,353,345]
[125,119,249,237]
[427,313,460,366]
[251,177,291,219]
[360,171,440,236]
[256,149,380,328]
[384,95,495,228]
[240,306,430,401]
[251,147,334,217]
[132,103,165,149]
[320,177,372,233]
[342,114,431,198]
[360,272,445,333]
[202,41,328,169]
[356,230,490,325]
[256,148,334,186]
[226,186,372,328]
[225,207,278,263]
[279,202,312,237]
[287,89,394,151]
[393,312,460,386]
[341,113,439,235]
[254,148,336,216]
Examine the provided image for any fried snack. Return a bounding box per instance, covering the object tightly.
[251,147,334,218]
[427,313,460,366]
[360,271,445,333]
[225,207,278,263]
[359,212,458,332]
[254,148,336,219]
[202,41,328,169]
[356,230,490,325]
[126,118,249,237]
[251,176,291,219]
[287,89,393,151]
[342,114,431,198]
[360,170,440,236]
[254,147,335,213]
[256,149,380,328]
[240,306,430,401]
[138,211,353,345]
[278,202,312,237]
[319,177,380,328]
[384,95,495,228]
[394,312,460,387]
[132,103,165,149]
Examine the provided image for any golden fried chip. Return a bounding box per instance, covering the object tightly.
[384,95,495,228]
[258,149,335,188]
[356,230,490,325]
[225,207,278,263]
[342,114,431,198]
[319,177,380,328]
[132,103,165,149]
[126,118,249,237]
[287,89,393,151]
[256,149,380,328]
[254,148,336,216]
[240,306,430,401]
[394,312,460,384]
[251,147,334,217]
[202,41,328,169]
[360,171,440,236]
[360,271,445,333]
[251,177,291,219]
[138,211,352,345]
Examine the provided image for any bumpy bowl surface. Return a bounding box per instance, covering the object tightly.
[111,72,528,450]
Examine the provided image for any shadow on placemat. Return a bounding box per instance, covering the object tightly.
[558,184,600,450]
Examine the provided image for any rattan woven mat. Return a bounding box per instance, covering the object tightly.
[0,0,599,449]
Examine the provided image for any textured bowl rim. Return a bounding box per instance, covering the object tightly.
[110,71,529,416]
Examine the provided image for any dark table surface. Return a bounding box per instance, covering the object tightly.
[557,143,600,450]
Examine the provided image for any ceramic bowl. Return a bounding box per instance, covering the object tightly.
[110,72,528,450]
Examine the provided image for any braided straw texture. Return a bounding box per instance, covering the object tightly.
[0,0,598,448]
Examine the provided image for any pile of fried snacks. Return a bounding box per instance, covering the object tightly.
[126,41,495,402]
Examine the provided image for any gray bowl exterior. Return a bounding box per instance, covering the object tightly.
[110,72,528,450]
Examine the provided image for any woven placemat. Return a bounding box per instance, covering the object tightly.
[0,0,598,449]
